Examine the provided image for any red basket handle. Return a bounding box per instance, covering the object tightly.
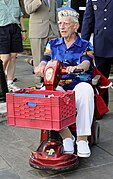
[63,97,71,105]
[62,91,75,105]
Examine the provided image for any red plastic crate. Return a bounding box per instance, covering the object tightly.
[6,88,76,131]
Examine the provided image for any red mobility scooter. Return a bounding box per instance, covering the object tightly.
[7,59,111,172]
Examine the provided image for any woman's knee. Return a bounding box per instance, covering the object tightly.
[74,82,94,99]
[10,53,17,61]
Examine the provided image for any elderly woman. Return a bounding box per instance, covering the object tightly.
[35,7,94,158]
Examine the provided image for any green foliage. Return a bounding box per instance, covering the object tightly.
[23,18,31,50]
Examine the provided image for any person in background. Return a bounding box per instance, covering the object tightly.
[71,0,86,33]
[24,0,59,86]
[57,0,63,8]
[81,0,113,106]
[36,7,94,158]
[0,0,27,92]
[66,0,71,7]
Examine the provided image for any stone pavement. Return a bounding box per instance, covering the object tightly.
[0,54,113,179]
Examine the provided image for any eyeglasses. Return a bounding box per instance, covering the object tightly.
[58,21,75,27]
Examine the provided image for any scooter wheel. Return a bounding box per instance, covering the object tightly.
[93,121,100,145]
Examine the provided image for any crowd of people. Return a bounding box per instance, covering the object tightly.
[0,0,113,159]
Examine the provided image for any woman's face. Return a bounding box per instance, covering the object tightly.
[58,16,78,38]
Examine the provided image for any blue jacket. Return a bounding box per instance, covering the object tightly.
[81,0,113,58]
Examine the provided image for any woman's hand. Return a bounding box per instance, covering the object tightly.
[66,66,83,73]
[34,61,47,77]
[66,60,90,73]
[22,32,27,41]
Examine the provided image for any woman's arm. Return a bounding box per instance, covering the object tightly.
[20,16,27,41]
[66,60,90,74]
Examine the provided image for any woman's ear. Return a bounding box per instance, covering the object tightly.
[75,23,80,32]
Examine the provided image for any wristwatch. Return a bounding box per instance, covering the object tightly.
[22,30,27,32]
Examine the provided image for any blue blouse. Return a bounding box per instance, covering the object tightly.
[42,33,94,90]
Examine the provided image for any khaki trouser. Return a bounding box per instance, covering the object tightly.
[30,27,58,67]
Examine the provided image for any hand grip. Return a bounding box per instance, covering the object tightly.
[73,69,84,73]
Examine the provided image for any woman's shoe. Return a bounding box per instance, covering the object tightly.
[76,140,91,157]
[63,136,75,154]
[25,58,33,66]
[8,83,21,92]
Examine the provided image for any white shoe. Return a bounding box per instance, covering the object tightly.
[24,57,33,66]
[63,136,75,154]
[8,83,20,92]
[76,140,91,158]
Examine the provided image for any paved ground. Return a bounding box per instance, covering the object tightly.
[0,54,113,179]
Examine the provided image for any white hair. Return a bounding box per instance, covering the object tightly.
[58,10,79,23]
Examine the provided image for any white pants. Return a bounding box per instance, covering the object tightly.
[74,82,94,136]
[41,82,94,136]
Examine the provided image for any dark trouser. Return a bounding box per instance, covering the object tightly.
[0,24,23,54]
[0,60,8,102]
[95,56,113,106]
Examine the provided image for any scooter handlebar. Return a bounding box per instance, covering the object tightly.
[61,68,84,75]
[73,68,84,73]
